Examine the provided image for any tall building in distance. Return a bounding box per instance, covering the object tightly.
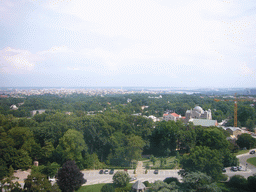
[185,106,212,123]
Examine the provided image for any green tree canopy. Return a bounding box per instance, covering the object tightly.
[56,129,87,165]
[236,133,256,149]
[112,171,130,187]
[181,146,223,180]
[182,172,221,192]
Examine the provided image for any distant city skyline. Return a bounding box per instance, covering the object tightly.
[1,0,256,88]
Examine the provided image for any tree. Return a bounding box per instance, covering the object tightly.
[246,119,255,132]
[56,129,87,166]
[163,177,180,185]
[228,175,248,190]
[1,166,22,192]
[236,133,256,149]
[150,121,178,156]
[196,128,229,151]
[24,172,60,192]
[126,135,145,162]
[247,175,256,192]
[151,180,179,192]
[112,171,130,187]
[56,160,86,192]
[180,146,223,180]
[101,184,115,192]
[150,155,157,166]
[41,162,60,178]
[182,172,221,192]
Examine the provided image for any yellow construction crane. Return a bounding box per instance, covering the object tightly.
[214,93,252,127]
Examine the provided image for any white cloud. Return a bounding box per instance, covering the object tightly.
[0,47,41,74]
[38,45,74,55]
[239,63,255,76]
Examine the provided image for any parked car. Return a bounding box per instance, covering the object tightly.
[104,169,109,174]
[249,150,255,154]
[222,168,226,172]
[231,166,237,171]
[99,169,104,174]
[109,169,114,174]
[154,169,159,174]
[237,166,242,171]
[130,177,137,181]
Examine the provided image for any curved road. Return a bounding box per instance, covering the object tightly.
[227,150,256,178]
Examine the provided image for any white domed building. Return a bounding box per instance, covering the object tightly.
[185,106,212,123]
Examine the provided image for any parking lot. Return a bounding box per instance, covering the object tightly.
[82,169,182,185]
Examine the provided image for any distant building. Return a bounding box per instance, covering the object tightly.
[30,109,46,116]
[189,119,218,127]
[141,106,149,110]
[127,98,132,103]
[223,127,242,137]
[163,112,182,122]
[147,115,160,122]
[246,89,256,95]
[148,95,162,99]
[10,105,18,110]
[185,106,212,123]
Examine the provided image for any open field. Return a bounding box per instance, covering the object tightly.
[77,183,134,192]
[234,150,250,156]
[247,157,256,166]
[142,156,178,169]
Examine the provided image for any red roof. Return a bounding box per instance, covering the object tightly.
[170,113,180,117]
[163,114,169,116]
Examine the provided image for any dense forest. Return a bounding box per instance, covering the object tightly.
[0,93,256,191]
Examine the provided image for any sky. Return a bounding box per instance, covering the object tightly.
[0,0,255,88]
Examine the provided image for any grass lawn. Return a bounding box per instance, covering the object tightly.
[76,183,106,192]
[233,150,250,156]
[247,157,256,166]
[76,183,133,192]
[142,156,178,168]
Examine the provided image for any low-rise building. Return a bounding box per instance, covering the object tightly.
[30,109,46,116]
[223,127,242,137]
[10,104,18,110]
[185,106,212,123]
[163,112,182,122]
[189,119,218,127]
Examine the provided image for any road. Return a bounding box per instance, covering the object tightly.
[82,150,256,185]
[82,169,182,186]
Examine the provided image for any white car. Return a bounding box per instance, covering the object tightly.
[104,169,109,174]
[130,177,137,181]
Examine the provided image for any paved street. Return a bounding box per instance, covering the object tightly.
[82,169,182,186]
[9,149,256,187]
[82,149,256,185]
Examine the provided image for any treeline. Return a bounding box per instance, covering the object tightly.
[1,93,256,128]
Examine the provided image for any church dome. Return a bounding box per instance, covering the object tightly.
[193,106,203,113]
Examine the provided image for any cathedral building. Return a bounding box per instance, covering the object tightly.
[185,106,212,123]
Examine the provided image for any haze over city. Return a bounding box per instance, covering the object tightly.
[0,0,256,88]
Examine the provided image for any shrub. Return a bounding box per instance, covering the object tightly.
[112,171,130,187]
[247,175,256,192]
[228,175,248,190]
[56,160,86,192]
[219,174,228,182]
[101,184,115,192]
[115,185,131,192]
[143,181,150,187]
[163,177,180,185]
